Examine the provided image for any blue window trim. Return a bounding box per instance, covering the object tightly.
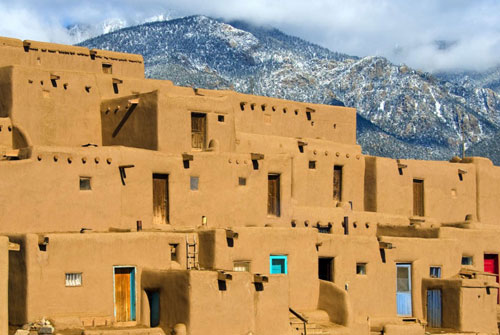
[270,255,288,274]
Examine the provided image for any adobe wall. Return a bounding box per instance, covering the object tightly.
[9,232,184,328]
[0,236,8,335]
[364,156,477,223]
[318,234,461,323]
[200,228,319,311]
[142,270,290,335]
[467,157,500,226]
[0,37,144,78]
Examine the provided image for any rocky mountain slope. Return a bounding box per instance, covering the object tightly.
[79,15,500,164]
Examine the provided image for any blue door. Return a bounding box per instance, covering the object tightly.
[270,255,288,274]
[146,290,160,327]
[427,289,442,328]
[396,263,412,316]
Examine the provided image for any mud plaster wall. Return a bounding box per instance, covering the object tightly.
[207,227,319,310]
[364,156,477,222]
[18,232,184,327]
[471,157,500,226]
[0,236,8,335]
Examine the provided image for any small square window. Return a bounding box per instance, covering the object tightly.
[217,115,225,122]
[238,177,247,186]
[270,255,287,274]
[190,176,199,190]
[356,263,366,275]
[309,161,316,169]
[462,256,473,266]
[170,244,179,262]
[430,266,441,278]
[65,273,82,287]
[79,177,91,190]
[102,63,112,74]
[234,261,251,272]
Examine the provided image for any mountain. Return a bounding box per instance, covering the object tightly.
[79,15,500,164]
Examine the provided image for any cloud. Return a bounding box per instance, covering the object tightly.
[0,0,499,72]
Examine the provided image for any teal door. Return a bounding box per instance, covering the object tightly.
[396,263,412,316]
[270,255,287,274]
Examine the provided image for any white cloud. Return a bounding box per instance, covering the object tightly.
[0,0,499,72]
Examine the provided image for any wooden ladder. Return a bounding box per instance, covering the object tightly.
[186,234,199,270]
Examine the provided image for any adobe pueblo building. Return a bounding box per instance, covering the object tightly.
[0,36,500,335]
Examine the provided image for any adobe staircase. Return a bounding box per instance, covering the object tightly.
[289,309,350,335]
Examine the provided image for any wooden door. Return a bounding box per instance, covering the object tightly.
[396,263,412,316]
[333,166,342,201]
[484,254,499,303]
[427,289,442,328]
[153,174,169,224]
[191,113,206,149]
[413,179,424,216]
[114,267,136,322]
[267,174,280,216]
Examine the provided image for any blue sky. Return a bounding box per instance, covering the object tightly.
[0,0,499,72]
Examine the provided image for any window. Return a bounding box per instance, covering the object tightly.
[217,114,225,122]
[270,255,287,274]
[65,273,82,287]
[430,266,441,278]
[319,257,334,281]
[190,176,199,191]
[234,261,251,272]
[309,161,316,169]
[102,63,112,74]
[79,177,91,190]
[356,263,367,275]
[413,179,424,216]
[267,174,281,216]
[333,166,342,201]
[191,113,206,149]
[170,244,178,262]
[462,256,473,266]
[238,177,247,186]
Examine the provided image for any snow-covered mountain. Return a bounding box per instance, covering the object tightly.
[79,15,500,164]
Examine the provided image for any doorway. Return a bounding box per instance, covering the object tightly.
[114,267,136,322]
[153,174,169,224]
[396,263,412,316]
[484,254,499,303]
[146,289,160,327]
[318,257,334,282]
[427,289,442,328]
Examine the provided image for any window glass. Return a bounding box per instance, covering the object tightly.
[270,255,287,274]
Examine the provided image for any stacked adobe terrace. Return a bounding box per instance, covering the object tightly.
[1,37,500,335]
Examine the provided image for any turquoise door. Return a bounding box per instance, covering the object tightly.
[270,255,287,274]
[396,263,412,316]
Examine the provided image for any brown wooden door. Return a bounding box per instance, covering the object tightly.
[191,113,206,149]
[413,179,424,216]
[333,166,342,201]
[153,174,169,224]
[114,268,132,322]
[268,174,280,216]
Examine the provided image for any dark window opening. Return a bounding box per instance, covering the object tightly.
[309,161,316,169]
[252,160,259,170]
[113,82,119,94]
[218,280,227,291]
[356,263,367,275]
[254,282,264,291]
[430,266,441,278]
[298,145,304,153]
[238,177,247,186]
[333,166,342,201]
[250,103,255,111]
[217,115,225,122]
[317,223,331,234]
[267,174,281,217]
[80,177,91,191]
[102,63,112,74]
[226,237,234,247]
[413,179,424,216]
[319,257,334,282]
[191,113,207,150]
[462,256,473,266]
[306,111,312,121]
[458,173,463,181]
[240,102,245,111]
[398,167,403,175]
[51,79,57,88]
[170,244,178,262]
